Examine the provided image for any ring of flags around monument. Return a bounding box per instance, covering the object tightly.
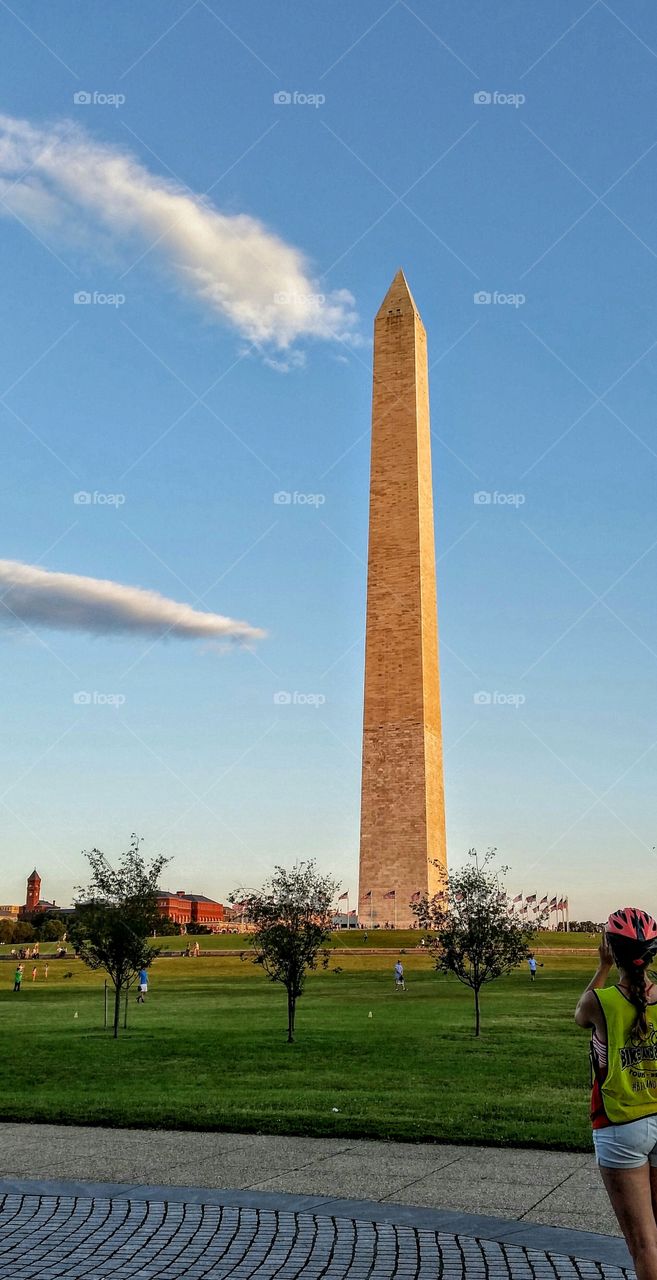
[336,889,570,929]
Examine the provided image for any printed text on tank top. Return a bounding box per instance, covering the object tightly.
[592,982,657,1069]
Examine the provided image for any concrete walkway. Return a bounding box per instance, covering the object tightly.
[0,1124,617,1238]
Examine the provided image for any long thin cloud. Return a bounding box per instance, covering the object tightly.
[0,114,358,352]
[0,559,264,646]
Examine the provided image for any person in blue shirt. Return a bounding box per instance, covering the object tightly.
[394,960,406,992]
[528,954,537,982]
[136,968,148,1003]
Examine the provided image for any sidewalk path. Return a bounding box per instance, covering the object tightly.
[0,1124,630,1278]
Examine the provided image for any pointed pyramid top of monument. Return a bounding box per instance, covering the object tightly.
[375,268,420,319]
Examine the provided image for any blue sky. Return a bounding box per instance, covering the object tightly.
[2,0,657,920]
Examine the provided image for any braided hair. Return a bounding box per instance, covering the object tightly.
[608,937,652,1037]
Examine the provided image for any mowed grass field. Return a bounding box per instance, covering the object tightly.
[0,949,599,1150]
[0,929,600,957]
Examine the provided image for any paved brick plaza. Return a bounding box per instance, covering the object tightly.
[0,1182,634,1280]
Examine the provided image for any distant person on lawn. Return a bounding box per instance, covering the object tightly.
[136,968,148,1003]
[576,907,657,1280]
[394,960,405,992]
[12,965,22,992]
[528,954,537,982]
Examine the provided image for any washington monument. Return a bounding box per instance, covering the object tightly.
[358,270,447,928]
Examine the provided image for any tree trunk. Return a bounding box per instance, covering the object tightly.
[113,982,121,1039]
[474,985,481,1037]
[287,991,296,1043]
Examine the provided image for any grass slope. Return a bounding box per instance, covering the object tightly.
[0,951,598,1149]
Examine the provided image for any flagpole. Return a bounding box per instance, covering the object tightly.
[370,893,373,930]
[394,893,397,930]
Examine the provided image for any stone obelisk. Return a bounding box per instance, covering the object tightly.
[358,270,447,928]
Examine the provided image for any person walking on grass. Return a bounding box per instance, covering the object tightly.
[136,967,148,1004]
[394,959,406,992]
[576,907,657,1280]
[528,953,537,982]
[12,965,22,992]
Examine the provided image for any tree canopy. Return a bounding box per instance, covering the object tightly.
[231,861,338,1042]
[71,835,167,1037]
[413,849,538,1035]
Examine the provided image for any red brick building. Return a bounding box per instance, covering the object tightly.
[156,889,225,931]
[19,870,57,917]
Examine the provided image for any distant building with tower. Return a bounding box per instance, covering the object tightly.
[19,869,57,917]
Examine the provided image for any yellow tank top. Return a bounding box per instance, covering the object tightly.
[596,986,657,1124]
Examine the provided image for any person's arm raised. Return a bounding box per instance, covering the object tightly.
[574,935,613,1028]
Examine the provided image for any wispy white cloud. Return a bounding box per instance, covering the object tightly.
[0,559,264,646]
[0,114,359,352]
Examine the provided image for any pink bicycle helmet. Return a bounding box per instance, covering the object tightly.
[607,907,657,966]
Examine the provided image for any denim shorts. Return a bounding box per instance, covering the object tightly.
[593,1116,657,1168]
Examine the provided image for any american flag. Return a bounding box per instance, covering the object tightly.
[526,894,537,904]
[338,892,348,902]
[549,897,557,909]
[512,893,523,903]
[540,896,548,906]
[383,890,396,900]
[410,892,421,903]
[363,890,372,900]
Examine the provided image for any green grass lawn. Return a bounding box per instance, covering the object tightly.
[0,929,598,958]
[0,949,600,1149]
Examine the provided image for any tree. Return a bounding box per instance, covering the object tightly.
[231,861,338,1043]
[413,849,538,1036]
[41,918,66,941]
[157,915,180,936]
[12,921,36,944]
[71,836,167,1038]
[0,919,14,944]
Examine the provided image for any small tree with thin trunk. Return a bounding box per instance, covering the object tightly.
[413,849,538,1036]
[231,862,338,1043]
[71,836,167,1038]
